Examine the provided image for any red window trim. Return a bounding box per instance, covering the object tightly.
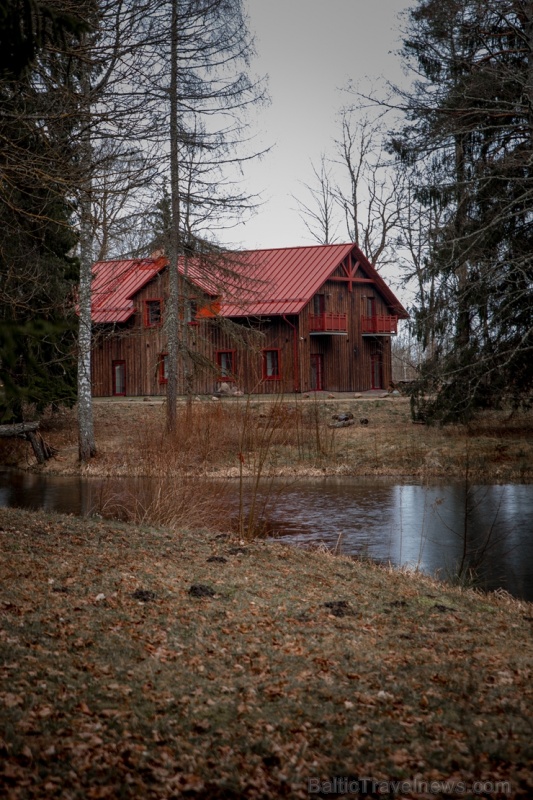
[216,349,236,381]
[144,298,162,328]
[262,348,281,381]
[112,360,126,396]
[159,352,168,384]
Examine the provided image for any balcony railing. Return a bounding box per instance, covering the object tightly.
[361,315,398,335]
[309,312,348,333]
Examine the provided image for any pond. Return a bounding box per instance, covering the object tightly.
[1,470,532,602]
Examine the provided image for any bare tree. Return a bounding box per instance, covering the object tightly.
[71,1,165,460]
[293,154,340,244]
[332,109,406,267]
[144,0,265,432]
[294,110,406,267]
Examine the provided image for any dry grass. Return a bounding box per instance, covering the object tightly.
[32,395,533,484]
[1,506,532,798]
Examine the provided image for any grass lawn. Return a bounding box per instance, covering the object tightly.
[1,507,532,798]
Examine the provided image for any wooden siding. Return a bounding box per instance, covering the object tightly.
[91,263,396,397]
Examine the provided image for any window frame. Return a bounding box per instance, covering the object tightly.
[112,360,126,396]
[159,352,168,385]
[186,297,199,326]
[313,293,325,316]
[216,349,236,381]
[262,348,281,381]
[144,298,162,328]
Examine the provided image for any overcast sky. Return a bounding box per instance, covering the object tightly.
[225,0,412,254]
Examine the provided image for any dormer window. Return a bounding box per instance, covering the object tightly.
[145,299,162,327]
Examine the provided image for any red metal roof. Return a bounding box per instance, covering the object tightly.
[219,244,355,316]
[91,257,166,323]
[91,244,408,323]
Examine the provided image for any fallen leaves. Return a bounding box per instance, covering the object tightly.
[1,506,533,798]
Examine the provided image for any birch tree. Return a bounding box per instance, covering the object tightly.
[71,0,160,460]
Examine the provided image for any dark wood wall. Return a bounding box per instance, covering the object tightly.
[296,270,394,393]
[91,265,396,397]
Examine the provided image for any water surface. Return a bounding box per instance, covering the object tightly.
[1,470,532,601]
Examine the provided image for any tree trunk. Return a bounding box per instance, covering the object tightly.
[0,422,54,463]
[166,0,181,435]
[77,55,96,462]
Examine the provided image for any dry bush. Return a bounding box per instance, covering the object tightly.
[90,475,232,532]
[123,398,335,475]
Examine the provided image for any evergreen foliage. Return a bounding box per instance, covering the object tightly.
[394,0,533,422]
[0,1,82,422]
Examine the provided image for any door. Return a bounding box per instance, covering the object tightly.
[112,360,126,396]
[310,353,324,391]
[370,354,382,390]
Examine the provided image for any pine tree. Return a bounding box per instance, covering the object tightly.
[392,0,533,421]
[0,2,82,423]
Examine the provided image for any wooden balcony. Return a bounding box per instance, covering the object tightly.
[361,315,398,335]
[309,312,347,335]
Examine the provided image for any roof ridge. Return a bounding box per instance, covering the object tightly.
[241,242,354,254]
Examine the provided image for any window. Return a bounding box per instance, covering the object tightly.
[313,293,325,316]
[112,360,126,396]
[216,350,235,380]
[159,353,168,384]
[144,299,162,327]
[186,298,198,325]
[262,348,281,380]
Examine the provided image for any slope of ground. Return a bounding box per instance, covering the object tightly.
[1,506,532,799]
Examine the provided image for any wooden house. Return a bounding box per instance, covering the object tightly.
[90,243,408,397]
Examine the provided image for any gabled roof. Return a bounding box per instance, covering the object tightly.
[91,243,408,323]
[220,244,356,316]
[91,257,166,323]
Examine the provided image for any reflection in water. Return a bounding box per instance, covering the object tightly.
[1,470,532,601]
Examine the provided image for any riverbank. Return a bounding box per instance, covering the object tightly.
[4,394,533,482]
[1,506,532,798]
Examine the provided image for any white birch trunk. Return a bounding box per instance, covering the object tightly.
[77,51,96,462]
[78,202,96,461]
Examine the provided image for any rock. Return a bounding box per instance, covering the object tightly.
[332,412,354,422]
[227,547,248,556]
[131,589,157,602]
[188,584,216,598]
[323,600,355,617]
[360,418,369,425]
